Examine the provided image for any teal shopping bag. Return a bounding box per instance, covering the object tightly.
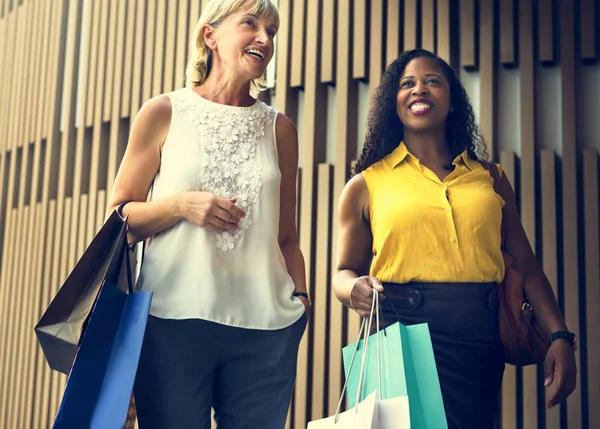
[343,321,447,429]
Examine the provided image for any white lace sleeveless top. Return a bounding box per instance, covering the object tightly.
[135,87,305,329]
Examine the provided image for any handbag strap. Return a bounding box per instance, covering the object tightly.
[482,161,507,250]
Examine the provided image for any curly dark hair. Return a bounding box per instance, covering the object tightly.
[354,49,489,174]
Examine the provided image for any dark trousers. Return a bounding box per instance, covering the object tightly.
[134,313,307,429]
[380,282,505,429]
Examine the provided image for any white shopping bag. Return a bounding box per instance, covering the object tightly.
[308,291,411,428]
[307,391,378,429]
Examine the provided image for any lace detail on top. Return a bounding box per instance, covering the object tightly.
[172,91,274,251]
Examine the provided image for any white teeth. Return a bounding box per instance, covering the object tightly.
[245,49,264,60]
[410,103,431,112]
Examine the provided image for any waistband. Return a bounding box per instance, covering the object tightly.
[381,281,497,308]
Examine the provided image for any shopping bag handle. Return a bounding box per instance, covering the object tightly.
[333,290,382,423]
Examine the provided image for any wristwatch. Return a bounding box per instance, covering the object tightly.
[293,291,312,307]
[549,331,577,350]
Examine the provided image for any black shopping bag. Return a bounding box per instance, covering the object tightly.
[35,210,134,374]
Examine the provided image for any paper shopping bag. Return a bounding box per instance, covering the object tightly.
[52,280,152,429]
[307,391,378,429]
[343,322,447,429]
[35,210,133,374]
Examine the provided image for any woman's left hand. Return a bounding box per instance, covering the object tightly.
[544,339,577,408]
[297,296,310,316]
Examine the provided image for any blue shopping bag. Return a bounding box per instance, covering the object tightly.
[52,279,152,429]
[343,321,447,429]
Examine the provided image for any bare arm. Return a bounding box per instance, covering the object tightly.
[107,95,245,244]
[275,114,308,312]
[499,172,576,407]
[332,174,383,317]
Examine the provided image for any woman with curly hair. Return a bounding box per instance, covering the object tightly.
[333,49,576,428]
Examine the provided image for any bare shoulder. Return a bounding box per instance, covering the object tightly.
[340,173,370,220]
[131,94,173,148]
[275,112,298,143]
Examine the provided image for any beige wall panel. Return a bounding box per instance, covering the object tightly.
[290,0,306,87]
[86,0,110,243]
[153,0,167,96]
[386,0,400,65]
[121,0,137,118]
[421,0,435,53]
[22,203,44,429]
[311,164,333,420]
[404,0,417,51]
[328,0,357,416]
[86,0,102,128]
[174,0,190,90]
[517,1,539,426]
[559,3,583,427]
[142,0,157,103]
[500,0,515,65]
[580,0,596,61]
[499,151,517,429]
[188,1,201,66]
[274,0,297,116]
[538,0,554,63]
[436,0,451,64]
[353,0,368,80]
[479,0,495,156]
[130,0,147,118]
[163,0,178,92]
[106,0,127,196]
[583,150,599,428]
[540,150,561,429]
[460,0,476,69]
[369,0,384,95]
[103,0,119,123]
[321,0,335,84]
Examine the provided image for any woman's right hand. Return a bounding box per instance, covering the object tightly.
[179,191,246,232]
[349,276,384,317]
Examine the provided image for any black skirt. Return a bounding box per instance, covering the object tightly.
[377,282,505,429]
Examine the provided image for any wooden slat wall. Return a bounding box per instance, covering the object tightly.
[0,1,598,428]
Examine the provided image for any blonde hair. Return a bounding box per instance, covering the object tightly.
[185,0,279,95]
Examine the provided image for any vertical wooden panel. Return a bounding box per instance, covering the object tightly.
[460,0,476,68]
[499,151,517,429]
[500,0,515,65]
[274,0,298,117]
[152,0,167,96]
[328,0,357,417]
[479,0,495,156]
[295,0,328,425]
[540,149,560,429]
[174,0,190,90]
[386,0,400,65]
[517,0,540,426]
[86,0,102,127]
[142,0,156,102]
[163,0,178,92]
[436,0,451,64]
[311,164,333,420]
[421,0,435,52]
[538,0,554,63]
[580,0,596,61]
[321,0,335,84]
[103,0,118,122]
[352,0,367,79]
[290,0,306,87]
[404,0,417,51]
[369,0,384,95]
[559,2,583,427]
[130,0,147,117]
[583,150,599,429]
[120,0,137,117]
[106,0,127,196]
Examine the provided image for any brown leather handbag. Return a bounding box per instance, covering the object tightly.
[484,162,549,366]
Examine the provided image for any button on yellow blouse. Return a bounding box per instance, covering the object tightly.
[362,142,505,284]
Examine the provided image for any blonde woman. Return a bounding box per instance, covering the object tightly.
[107,0,309,427]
